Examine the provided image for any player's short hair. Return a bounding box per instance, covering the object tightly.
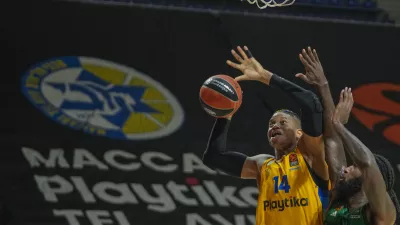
[374,154,400,224]
[275,109,301,125]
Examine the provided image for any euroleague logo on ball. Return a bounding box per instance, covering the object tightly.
[199,75,243,118]
[351,83,400,146]
[21,56,184,140]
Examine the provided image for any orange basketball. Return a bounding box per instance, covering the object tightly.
[199,75,243,118]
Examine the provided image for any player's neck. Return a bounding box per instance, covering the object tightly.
[347,192,368,209]
[275,143,297,159]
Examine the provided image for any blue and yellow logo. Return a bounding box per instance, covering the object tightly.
[21,56,184,140]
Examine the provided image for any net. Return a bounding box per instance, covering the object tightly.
[244,0,296,8]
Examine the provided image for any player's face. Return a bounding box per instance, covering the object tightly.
[267,112,301,150]
[335,165,363,201]
[340,165,362,182]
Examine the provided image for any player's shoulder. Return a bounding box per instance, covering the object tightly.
[249,154,274,167]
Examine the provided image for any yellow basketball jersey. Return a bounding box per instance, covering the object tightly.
[256,148,328,225]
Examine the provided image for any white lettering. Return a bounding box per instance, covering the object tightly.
[183,153,216,174]
[211,214,246,225]
[74,149,108,170]
[187,214,254,225]
[113,211,131,225]
[86,210,113,225]
[239,187,258,206]
[187,213,212,225]
[93,182,138,204]
[167,181,198,206]
[191,185,214,206]
[247,215,255,224]
[71,176,96,203]
[22,147,69,168]
[204,181,248,207]
[141,152,177,172]
[104,150,140,171]
[53,209,83,225]
[131,183,175,212]
[34,175,73,202]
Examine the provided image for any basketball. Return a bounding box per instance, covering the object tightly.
[199,75,243,118]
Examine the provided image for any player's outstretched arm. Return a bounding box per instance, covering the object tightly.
[202,118,273,179]
[296,47,347,187]
[332,89,396,225]
[227,46,328,181]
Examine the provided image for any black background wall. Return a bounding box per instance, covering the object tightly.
[1,0,399,224]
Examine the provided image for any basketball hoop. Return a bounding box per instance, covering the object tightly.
[244,0,296,8]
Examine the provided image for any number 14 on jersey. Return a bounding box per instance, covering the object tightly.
[273,175,291,194]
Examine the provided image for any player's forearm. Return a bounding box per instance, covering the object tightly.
[324,139,345,185]
[333,122,373,168]
[317,85,347,172]
[317,84,337,138]
[269,74,323,137]
[202,118,247,177]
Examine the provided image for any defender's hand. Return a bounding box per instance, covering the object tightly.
[226,46,272,84]
[332,87,354,125]
[295,47,328,87]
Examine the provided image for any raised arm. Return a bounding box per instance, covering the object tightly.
[332,89,396,225]
[295,47,347,186]
[226,46,328,181]
[202,118,273,179]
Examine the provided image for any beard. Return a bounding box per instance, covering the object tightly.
[334,177,364,203]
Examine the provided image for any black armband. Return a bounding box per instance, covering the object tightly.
[202,119,247,177]
[269,74,323,137]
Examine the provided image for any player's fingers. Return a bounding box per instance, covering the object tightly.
[299,54,312,69]
[339,89,344,104]
[226,60,242,71]
[349,88,354,104]
[244,46,254,59]
[235,75,248,82]
[346,88,354,107]
[349,93,354,110]
[343,87,349,103]
[295,73,310,83]
[301,49,315,68]
[237,46,249,60]
[313,49,320,62]
[231,49,244,63]
[307,47,316,62]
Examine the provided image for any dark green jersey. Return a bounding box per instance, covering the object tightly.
[325,204,369,225]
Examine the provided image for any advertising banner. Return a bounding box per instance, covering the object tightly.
[1,0,399,224]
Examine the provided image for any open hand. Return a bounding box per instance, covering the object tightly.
[295,47,328,87]
[226,46,272,84]
[332,87,354,125]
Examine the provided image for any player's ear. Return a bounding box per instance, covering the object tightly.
[296,129,303,141]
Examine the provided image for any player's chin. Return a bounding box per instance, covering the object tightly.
[269,136,284,148]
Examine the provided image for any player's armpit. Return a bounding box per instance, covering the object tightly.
[241,154,274,179]
[299,134,329,181]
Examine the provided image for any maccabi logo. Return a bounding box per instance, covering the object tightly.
[21,56,184,140]
[351,83,400,146]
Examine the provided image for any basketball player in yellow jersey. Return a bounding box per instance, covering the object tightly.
[202,46,329,225]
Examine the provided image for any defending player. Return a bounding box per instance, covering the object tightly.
[297,48,399,225]
[202,46,329,225]
[326,88,396,225]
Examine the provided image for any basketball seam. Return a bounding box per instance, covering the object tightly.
[200,86,238,109]
[203,77,239,101]
[201,85,239,103]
